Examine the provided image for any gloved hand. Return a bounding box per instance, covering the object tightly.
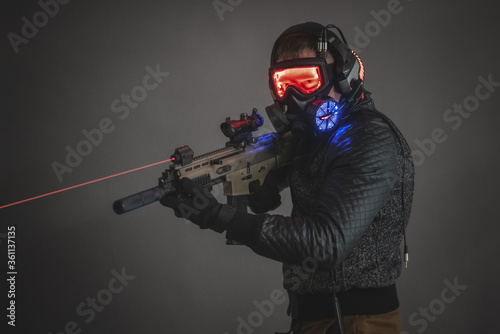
[248,175,282,214]
[161,178,236,233]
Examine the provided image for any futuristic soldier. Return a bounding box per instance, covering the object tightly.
[163,22,415,334]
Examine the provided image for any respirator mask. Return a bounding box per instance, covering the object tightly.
[268,57,341,136]
[265,22,364,137]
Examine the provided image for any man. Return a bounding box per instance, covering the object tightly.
[162,22,414,334]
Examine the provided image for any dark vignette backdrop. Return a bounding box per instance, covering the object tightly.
[1,0,499,333]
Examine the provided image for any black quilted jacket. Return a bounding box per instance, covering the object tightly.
[227,97,414,300]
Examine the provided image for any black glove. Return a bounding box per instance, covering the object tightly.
[248,172,282,214]
[161,178,236,233]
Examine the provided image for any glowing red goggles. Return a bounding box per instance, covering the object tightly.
[269,59,332,101]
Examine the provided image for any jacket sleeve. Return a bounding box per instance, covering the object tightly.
[226,111,399,270]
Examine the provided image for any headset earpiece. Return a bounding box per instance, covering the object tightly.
[321,25,363,96]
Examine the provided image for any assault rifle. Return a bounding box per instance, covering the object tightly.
[112,108,294,216]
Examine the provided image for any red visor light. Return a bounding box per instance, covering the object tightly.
[272,66,322,98]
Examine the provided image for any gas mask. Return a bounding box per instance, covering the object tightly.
[267,57,342,137]
[265,22,365,138]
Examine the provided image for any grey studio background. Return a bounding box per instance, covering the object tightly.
[1,0,499,333]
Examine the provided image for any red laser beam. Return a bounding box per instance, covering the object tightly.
[0,158,175,210]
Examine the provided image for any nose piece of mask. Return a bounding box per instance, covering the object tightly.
[283,95,316,137]
[264,96,313,135]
